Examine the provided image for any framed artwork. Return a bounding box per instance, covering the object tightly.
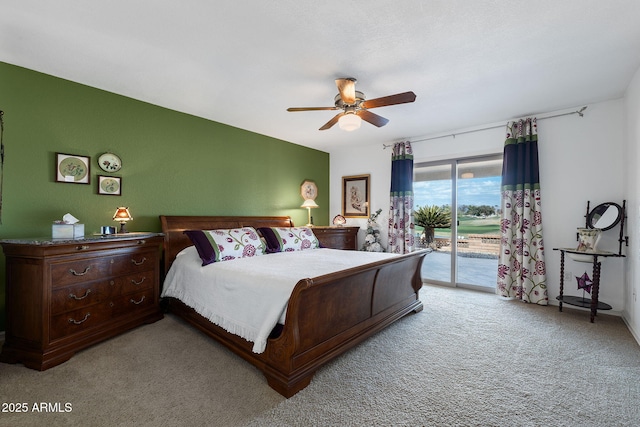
[98,175,122,196]
[56,153,90,184]
[342,174,370,218]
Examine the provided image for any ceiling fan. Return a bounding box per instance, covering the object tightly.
[287,78,417,131]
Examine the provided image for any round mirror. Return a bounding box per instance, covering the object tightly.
[587,202,622,231]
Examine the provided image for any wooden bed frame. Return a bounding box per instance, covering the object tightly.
[160,215,427,397]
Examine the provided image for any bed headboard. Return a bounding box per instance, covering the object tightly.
[159,215,294,276]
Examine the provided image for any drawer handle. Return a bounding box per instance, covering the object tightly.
[69,266,91,276]
[76,245,89,251]
[131,277,146,286]
[137,239,146,245]
[69,289,91,300]
[130,296,146,305]
[68,313,90,325]
[131,257,146,266]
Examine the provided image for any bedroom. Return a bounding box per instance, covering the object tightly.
[0,1,639,425]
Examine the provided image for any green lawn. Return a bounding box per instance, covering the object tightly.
[416,215,501,237]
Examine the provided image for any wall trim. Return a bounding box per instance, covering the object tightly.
[622,314,640,346]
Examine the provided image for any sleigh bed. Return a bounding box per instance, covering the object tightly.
[160,215,427,397]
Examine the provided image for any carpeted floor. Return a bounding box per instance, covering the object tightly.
[1,285,639,426]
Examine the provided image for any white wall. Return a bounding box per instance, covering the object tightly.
[329,145,391,248]
[540,100,626,312]
[624,66,640,340]
[330,99,628,314]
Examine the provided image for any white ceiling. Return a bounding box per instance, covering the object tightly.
[2,1,640,152]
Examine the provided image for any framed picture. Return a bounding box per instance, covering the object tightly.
[342,174,370,218]
[97,175,122,196]
[56,153,90,184]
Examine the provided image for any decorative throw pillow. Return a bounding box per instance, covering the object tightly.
[258,227,320,252]
[184,227,266,266]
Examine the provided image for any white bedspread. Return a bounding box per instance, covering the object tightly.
[161,246,397,353]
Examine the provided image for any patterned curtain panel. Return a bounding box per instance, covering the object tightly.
[497,118,548,304]
[388,141,415,254]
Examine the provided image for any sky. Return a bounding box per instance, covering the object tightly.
[414,176,501,208]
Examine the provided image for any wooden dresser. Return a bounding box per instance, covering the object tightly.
[312,226,359,250]
[0,233,164,370]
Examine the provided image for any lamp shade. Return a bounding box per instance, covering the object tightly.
[113,207,132,221]
[301,199,319,209]
[338,113,361,131]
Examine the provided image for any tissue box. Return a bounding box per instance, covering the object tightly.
[52,223,85,239]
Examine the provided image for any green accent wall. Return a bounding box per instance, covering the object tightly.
[0,62,329,331]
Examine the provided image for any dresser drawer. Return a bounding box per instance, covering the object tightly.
[319,234,357,250]
[111,252,157,276]
[50,301,113,340]
[118,269,155,295]
[50,257,114,287]
[111,289,156,317]
[51,280,113,315]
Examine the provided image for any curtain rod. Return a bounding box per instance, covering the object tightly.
[383,106,587,148]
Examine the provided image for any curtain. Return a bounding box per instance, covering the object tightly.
[0,110,4,224]
[497,118,548,304]
[388,141,415,254]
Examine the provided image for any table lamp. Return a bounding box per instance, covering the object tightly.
[113,207,133,233]
[301,199,318,227]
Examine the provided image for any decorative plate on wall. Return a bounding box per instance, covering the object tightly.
[97,152,122,173]
[300,180,318,200]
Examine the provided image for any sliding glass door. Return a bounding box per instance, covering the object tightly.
[414,163,453,283]
[414,155,502,290]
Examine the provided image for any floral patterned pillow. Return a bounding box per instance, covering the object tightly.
[258,227,320,252]
[184,227,266,266]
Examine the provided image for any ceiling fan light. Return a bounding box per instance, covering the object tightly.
[338,113,361,131]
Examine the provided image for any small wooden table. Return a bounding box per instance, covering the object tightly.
[554,248,623,322]
[311,226,359,250]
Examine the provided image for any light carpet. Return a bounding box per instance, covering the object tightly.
[1,285,639,426]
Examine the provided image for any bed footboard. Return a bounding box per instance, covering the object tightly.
[262,249,427,397]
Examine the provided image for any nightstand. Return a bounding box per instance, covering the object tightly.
[312,226,359,250]
[0,233,164,370]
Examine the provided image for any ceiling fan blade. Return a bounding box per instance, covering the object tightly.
[287,106,339,112]
[335,78,356,104]
[361,91,416,109]
[357,110,389,127]
[319,112,345,130]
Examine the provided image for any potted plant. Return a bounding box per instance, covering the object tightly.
[414,205,452,246]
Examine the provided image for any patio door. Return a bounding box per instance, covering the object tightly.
[414,155,502,290]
